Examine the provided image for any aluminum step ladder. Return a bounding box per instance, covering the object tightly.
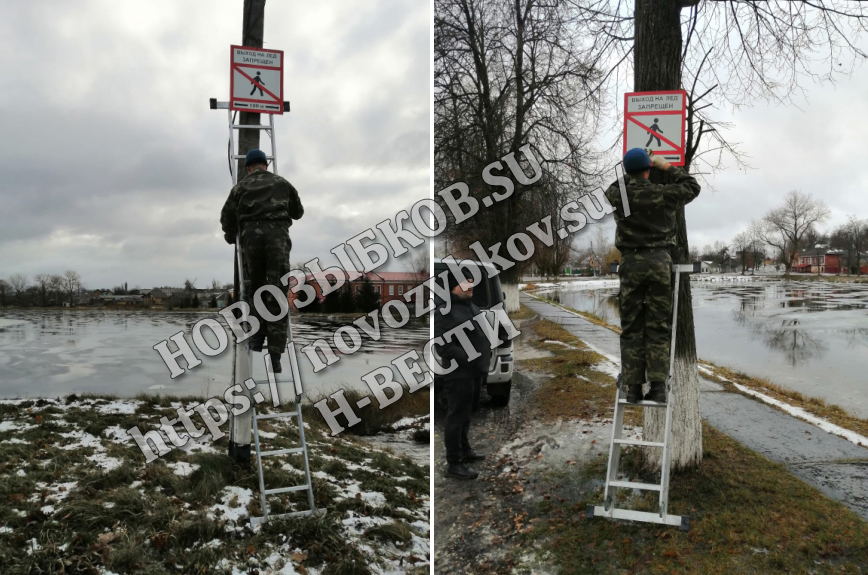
[213,99,321,525]
[588,263,696,531]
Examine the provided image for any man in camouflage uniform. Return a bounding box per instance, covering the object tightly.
[604,148,700,403]
[220,149,304,372]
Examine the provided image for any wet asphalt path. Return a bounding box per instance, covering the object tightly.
[521,294,868,522]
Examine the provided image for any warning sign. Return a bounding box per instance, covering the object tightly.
[623,90,686,166]
[230,45,284,114]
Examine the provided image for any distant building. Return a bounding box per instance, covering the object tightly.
[793,248,846,274]
[287,271,427,311]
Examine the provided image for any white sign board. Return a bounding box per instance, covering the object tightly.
[230,45,284,114]
[623,90,686,166]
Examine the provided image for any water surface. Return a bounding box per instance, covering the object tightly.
[0,310,429,400]
[540,279,868,418]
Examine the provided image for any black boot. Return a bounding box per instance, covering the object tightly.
[644,381,667,403]
[446,463,478,480]
[461,450,486,463]
[269,353,282,374]
[626,384,644,404]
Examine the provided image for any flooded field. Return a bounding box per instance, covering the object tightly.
[539,279,868,418]
[0,310,429,400]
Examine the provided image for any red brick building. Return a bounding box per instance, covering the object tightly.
[287,271,427,310]
[793,248,845,274]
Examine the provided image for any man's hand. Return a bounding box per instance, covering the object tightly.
[650,154,671,171]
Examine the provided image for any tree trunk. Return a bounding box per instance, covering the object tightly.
[229,0,266,465]
[635,0,703,471]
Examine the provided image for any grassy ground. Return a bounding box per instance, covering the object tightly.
[0,393,430,574]
[512,318,868,573]
[530,292,868,444]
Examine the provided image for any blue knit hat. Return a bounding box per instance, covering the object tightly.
[623,148,650,172]
[245,149,268,167]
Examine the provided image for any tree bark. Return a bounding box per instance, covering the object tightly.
[634,0,703,471]
[229,0,266,465]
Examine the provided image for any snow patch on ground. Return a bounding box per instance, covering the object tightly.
[208,486,254,525]
[59,430,121,470]
[168,461,200,477]
[0,420,36,432]
[97,400,141,415]
[2,437,30,444]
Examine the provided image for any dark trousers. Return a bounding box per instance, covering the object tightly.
[240,222,291,354]
[443,377,474,465]
[618,250,672,387]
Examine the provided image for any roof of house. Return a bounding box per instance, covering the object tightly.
[798,248,845,257]
[293,271,426,285]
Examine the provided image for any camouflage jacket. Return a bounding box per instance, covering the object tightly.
[220,169,304,244]
[603,166,700,251]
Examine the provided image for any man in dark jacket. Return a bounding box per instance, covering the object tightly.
[603,148,700,403]
[434,269,491,480]
[220,149,304,372]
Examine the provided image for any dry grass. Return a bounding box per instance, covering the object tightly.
[0,394,430,574]
[527,422,868,574]
[508,303,537,321]
[308,387,429,437]
[521,320,640,427]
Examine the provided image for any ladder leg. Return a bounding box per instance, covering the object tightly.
[603,386,625,511]
[660,268,681,516]
[252,404,268,521]
[296,399,316,512]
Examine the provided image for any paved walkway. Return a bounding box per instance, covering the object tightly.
[521,294,868,521]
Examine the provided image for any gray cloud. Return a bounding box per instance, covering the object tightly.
[0,0,430,289]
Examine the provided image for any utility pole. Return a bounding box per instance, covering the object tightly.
[634,0,703,471]
[229,0,266,464]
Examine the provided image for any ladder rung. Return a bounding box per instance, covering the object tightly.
[617,399,668,408]
[264,484,309,496]
[232,124,273,130]
[609,480,662,492]
[232,155,274,160]
[252,378,294,386]
[613,439,665,448]
[260,447,303,457]
[250,507,325,526]
[256,411,300,421]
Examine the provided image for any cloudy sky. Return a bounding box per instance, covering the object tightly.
[0,0,430,290]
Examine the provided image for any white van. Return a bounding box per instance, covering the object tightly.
[432,259,514,408]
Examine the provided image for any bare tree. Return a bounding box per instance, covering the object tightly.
[755,191,830,276]
[844,215,868,275]
[435,0,604,309]
[0,280,9,308]
[61,270,82,306]
[49,275,65,305]
[7,274,28,304]
[731,231,752,274]
[34,274,51,306]
[404,245,431,280]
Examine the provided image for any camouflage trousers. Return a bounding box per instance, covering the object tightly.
[240,221,291,354]
[618,249,672,387]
